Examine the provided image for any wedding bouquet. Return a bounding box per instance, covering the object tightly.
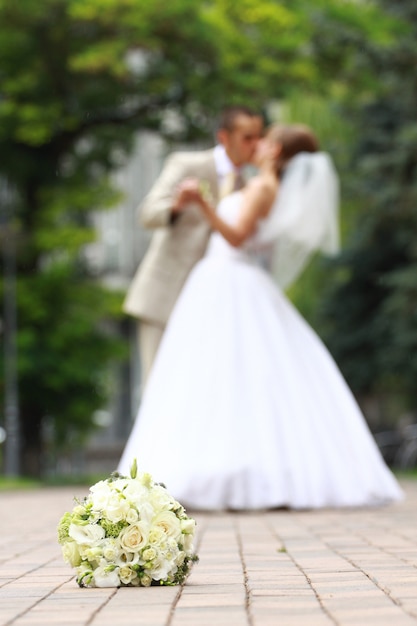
[57,460,198,588]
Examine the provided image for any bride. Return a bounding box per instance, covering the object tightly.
[118,124,403,510]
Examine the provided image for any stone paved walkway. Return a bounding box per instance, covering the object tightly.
[0,479,416,626]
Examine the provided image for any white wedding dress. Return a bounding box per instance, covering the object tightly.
[118,191,403,510]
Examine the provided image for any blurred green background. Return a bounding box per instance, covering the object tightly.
[1,0,416,480]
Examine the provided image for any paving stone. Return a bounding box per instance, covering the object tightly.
[0,481,417,625]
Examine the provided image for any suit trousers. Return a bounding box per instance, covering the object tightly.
[138,321,165,385]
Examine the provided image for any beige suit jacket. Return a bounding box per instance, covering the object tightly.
[123,149,219,326]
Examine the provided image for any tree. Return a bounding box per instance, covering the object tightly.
[0,0,400,474]
[318,0,417,425]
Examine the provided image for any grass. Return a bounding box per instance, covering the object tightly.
[0,476,41,490]
[394,467,417,480]
[1,468,416,492]
[0,473,107,491]
[43,473,107,487]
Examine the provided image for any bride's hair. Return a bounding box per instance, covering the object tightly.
[268,124,319,176]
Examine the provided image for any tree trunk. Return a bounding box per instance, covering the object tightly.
[20,408,43,478]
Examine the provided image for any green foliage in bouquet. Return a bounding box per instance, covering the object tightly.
[57,460,198,588]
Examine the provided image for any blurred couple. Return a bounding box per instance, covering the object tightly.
[119,106,403,510]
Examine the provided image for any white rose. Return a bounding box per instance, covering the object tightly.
[72,504,87,517]
[93,564,120,588]
[146,556,174,581]
[121,482,148,506]
[119,566,138,585]
[102,538,121,562]
[80,545,103,563]
[147,527,166,546]
[105,494,131,523]
[148,485,175,512]
[125,507,139,524]
[142,547,157,562]
[137,501,154,523]
[90,479,108,494]
[69,523,105,545]
[140,573,152,587]
[162,538,180,563]
[152,511,181,541]
[62,541,82,567]
[180,518,196,535]
[89,481,112,510]
[109,478,129,491]
[119,521,149,553]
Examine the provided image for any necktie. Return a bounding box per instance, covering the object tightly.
[233,170,245,192]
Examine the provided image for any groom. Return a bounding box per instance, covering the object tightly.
[124,105,263,381]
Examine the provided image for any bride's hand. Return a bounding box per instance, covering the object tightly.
[174,178,205,208]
